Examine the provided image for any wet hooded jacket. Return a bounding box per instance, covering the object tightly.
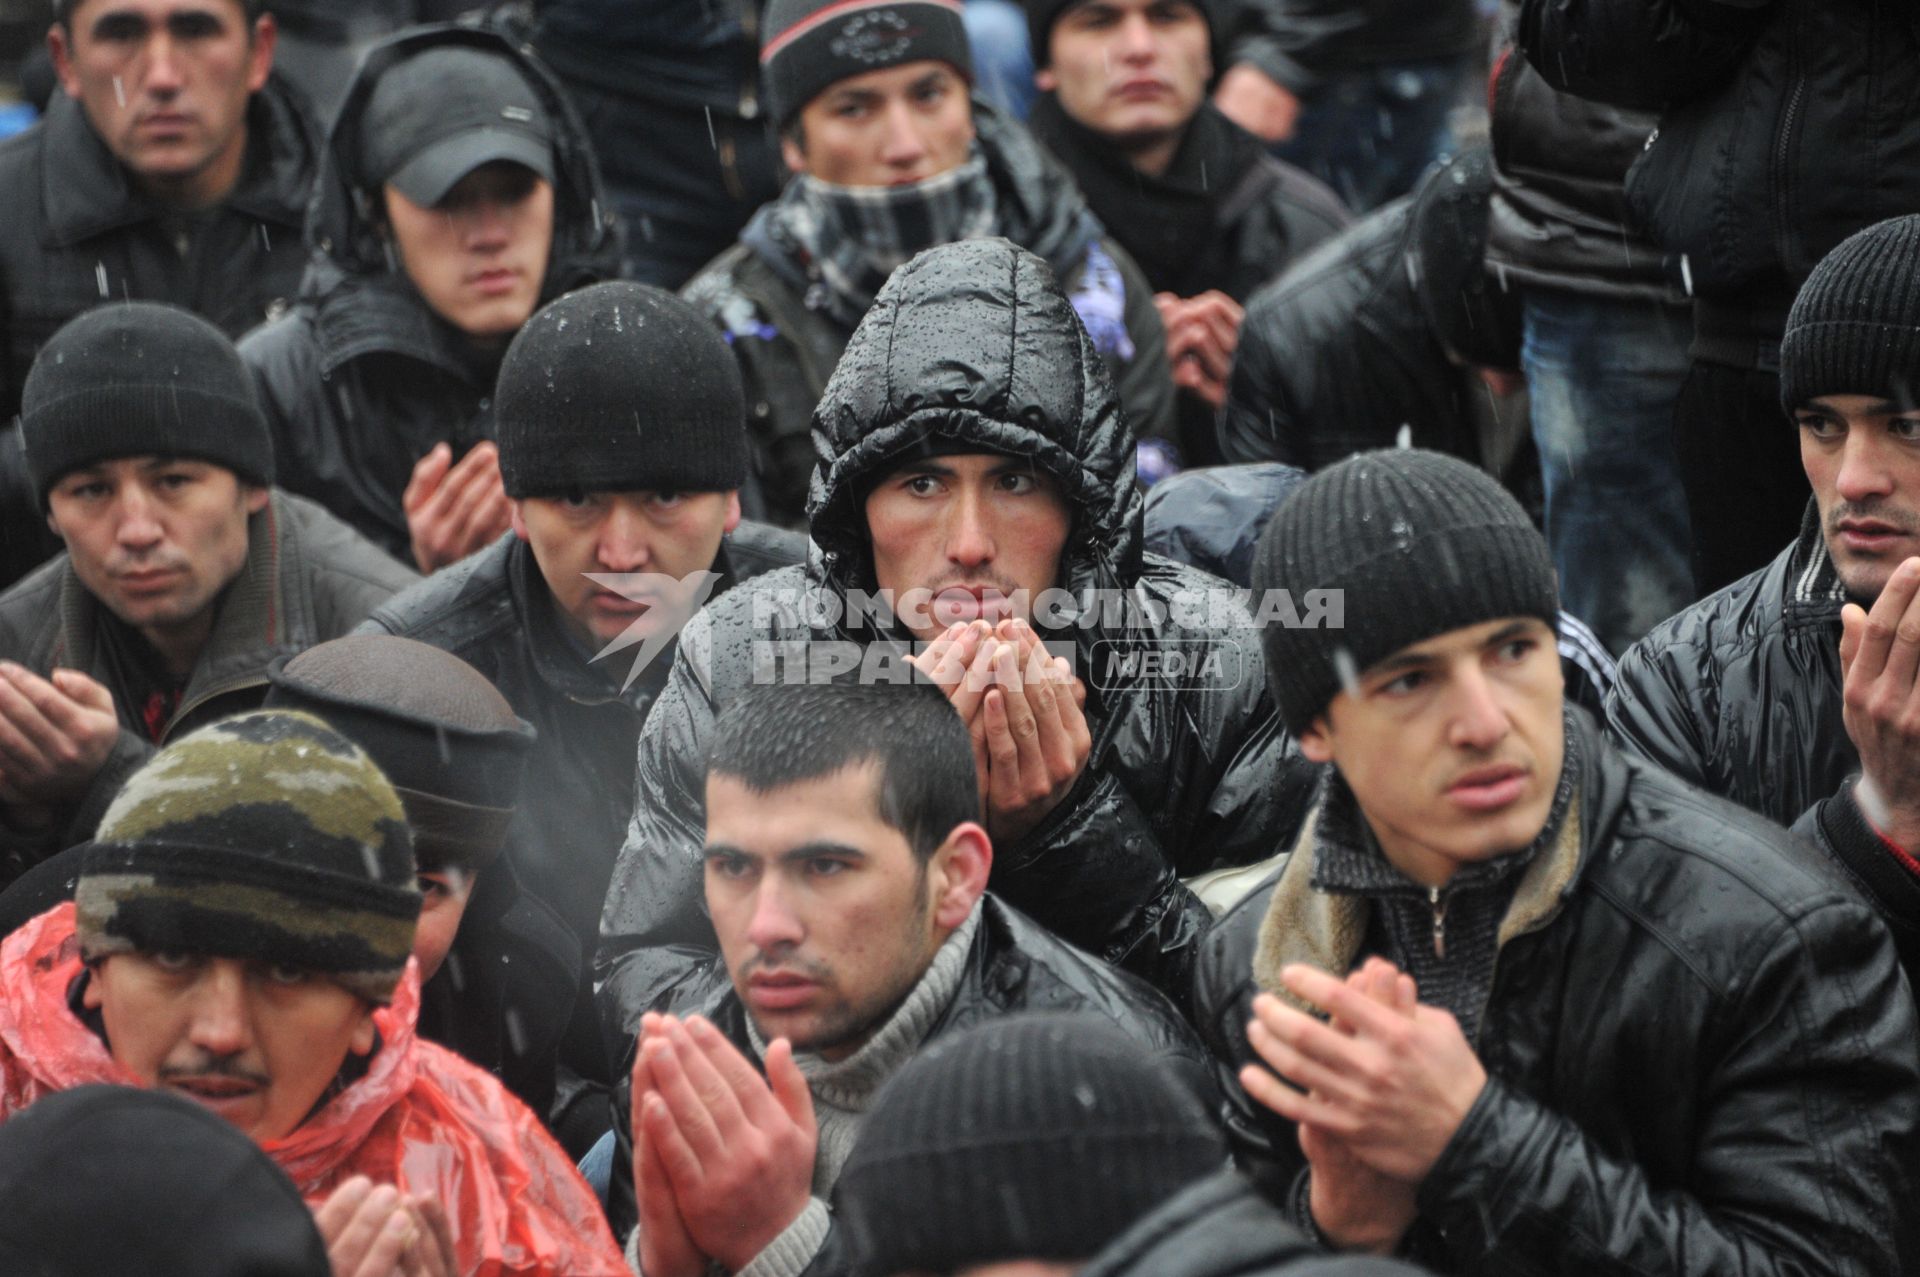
[239,24,624,566]
[1516,0,1920,345]
[600,237,1315,1025]
[1608,501,1920,988]
[0,904,629,1277]
[1191,708,1920,1273]
[1226,0,1480,95]
[681,101,1177,528]
[0,75,322,589]
[605,895,1222,1255]
[0,491,416,888]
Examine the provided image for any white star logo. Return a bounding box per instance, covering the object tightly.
[583,569,724,691]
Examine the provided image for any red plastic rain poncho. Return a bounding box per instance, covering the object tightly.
[0,904,627,1277]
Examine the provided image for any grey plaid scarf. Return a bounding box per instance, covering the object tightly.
[757,152,998,328]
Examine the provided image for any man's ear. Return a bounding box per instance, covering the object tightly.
[349,1003,378,1057]
[243,484,270,515]
[47,23,81,102]
[780,133,807,177]
[723,491,742,535]
[508,499,530,541]
[80,961,106,1010]
[245,12,277,94]
[1034,65,1057,92]
[928,821,992,929]
[1298,714,1334,765]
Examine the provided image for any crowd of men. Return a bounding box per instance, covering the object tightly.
[0,0,1916,1274]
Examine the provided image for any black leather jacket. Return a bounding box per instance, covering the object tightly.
[238,24,624,564]
[1191,709,1920,1273]
[607,896,1221,1248]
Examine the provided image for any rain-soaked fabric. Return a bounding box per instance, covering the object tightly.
[601,236,1316,1027]
[0,904,628,1277]
[239,23,624,564]
[1191,709,1920,1273]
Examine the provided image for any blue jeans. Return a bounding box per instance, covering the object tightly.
[1274,57,1470,212]
[579,1129,617,1208]
[965,0,1036,121]
[1522,288,1695,653]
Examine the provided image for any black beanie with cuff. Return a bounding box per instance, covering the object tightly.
[1779,214,1920,415]
[762,0,974,130]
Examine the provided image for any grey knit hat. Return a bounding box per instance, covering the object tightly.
[837,1014,1224,1276]
[1252,449,1558,735]
[20,303,273,505]
[1780,215,1920,415]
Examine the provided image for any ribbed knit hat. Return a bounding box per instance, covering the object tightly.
[1252,449,1558,735]
[762,0,973,130]
[1780,214,1920,415]
[837,1014,1225,1277]
[75,710,420,1005]
[266,636,534,875]
[19,303,273,505]
[495,281,749,498]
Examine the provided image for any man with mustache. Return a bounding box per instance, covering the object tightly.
[0,0,321,589]
[0,303,415,891]
[1191,447,1920,1272]
[0,709,629,1277]
[611,680,1214,1273]
[1610,215,1920,984]
[680,0,1177,527]
[601,238,1311,1029]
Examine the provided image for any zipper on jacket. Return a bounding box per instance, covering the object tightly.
[1771,45,1807,277]
[1429,885,1448,959]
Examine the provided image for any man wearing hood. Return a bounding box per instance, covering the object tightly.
[602,237,1310,1028]
[683,0,1177,528]
[0,0,323,588]
[0,709,629,1276]
[1023,0,1349,464]
[239,24,623,573]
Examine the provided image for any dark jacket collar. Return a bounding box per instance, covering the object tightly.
[40,75,317,248]
[1783,495,1847,626]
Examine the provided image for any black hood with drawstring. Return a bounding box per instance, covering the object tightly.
[598,238,1317,1024]
[238,23,624,563]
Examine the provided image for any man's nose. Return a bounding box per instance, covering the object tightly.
[597,501,653,572]
[1836,432,1897,503]
[945,489,995,567]
[142,34,185,97]
[1117,13,1158,60]
[745,879,804,953]
[460,198,513,250]
[880,101,931,168]
[1447,665,1510,752]
[114,486,165,550]
[187,963,253,1058]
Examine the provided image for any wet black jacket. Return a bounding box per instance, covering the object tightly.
[1227,0,1480,93]
[1608,502,1920,989]
[1485,2,1675,300]
[1080,1171,1425,1277]
[682,102,1177,528]
[607,896,1222,1247]
[1191,709,1920,1273]
[0,76,321,587]
[0,491,416,885]
[603,238,1315,1025]
[238,24,623,566]
[1220,201,1482,469]
[1516,0,1920,329]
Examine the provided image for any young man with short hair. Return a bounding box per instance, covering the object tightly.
[1610,214,1920,984]
[1192,448,1920,1271]
[1024,0,1347,456]
[603,237,1311,1024]
[0,0,322,586]
[683,0,1177,525]
[0,303,414,884]
[612,680,1214,1274]
[0,709,628,1276]
[240,24,623,572]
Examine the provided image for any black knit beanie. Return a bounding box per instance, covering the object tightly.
[762,0,974,130]
[1779,214,1920,415]
[1252,449,1558,736]
[75,710,420,1005]
[19,302,273,504]
[495,281,749,499]
[837,1014,1225,1277]
[1024,0,1223,73]
[0,1086,328,1277]
[266,636,534,875]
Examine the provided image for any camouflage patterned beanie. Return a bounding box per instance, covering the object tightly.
[75,710,421,1005]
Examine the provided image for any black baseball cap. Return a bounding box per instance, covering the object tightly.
[359,46,556,207]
